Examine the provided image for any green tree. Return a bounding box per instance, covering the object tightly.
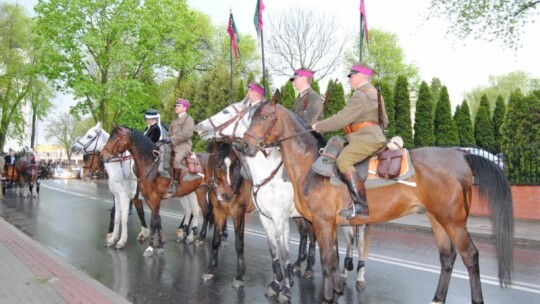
[474,95,496,153]
[280,81,296,110]
[345,29,420,88]
[393,76,413,148]
[377,79,394,137]
[311,80,321,95]
[34,0,208,131]
[429,78,442,106]
[454,100,475,146]
[0,4,53,150]
[413,81,435,147]
[322,80,346,140]
[434,86,459,146]
[427,0,539,50]
[492,95,506,153]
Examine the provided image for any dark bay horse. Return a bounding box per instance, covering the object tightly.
[201,140,256,288]
[242,95,514,304]
[100,126,204,256]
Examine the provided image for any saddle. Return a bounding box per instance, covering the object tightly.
[312,136,416,189]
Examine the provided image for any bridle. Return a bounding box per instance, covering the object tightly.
[77,128,102,154]
[207,104,250,140]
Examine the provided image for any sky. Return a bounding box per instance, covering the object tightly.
[5,0,540,149]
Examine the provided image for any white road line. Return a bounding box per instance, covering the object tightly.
[42,182,540,294]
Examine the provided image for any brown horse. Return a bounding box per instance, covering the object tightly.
[200,140,256,287]
[81,152,105,180]
[3,151,41,197]
[242,95,514,304]
[100,126,204,256]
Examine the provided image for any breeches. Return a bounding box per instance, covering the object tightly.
[173,150,189,169]
[336,140,385,173]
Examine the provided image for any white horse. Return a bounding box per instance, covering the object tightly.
[195,101,369,301]
[71,122,148,249]
[174,191,204,245]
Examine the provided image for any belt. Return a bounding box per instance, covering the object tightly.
[343,121,378,134]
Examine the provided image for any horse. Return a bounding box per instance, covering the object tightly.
[199,140,256,287]
[100,126,205,256]
[5,151,41,198]
[81,151,105,180]
[195,100,370,301]
[241,93,514,304]
[71,122,149,249]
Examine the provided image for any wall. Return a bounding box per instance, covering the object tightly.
[470,186,540,221]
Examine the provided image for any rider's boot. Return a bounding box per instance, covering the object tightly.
[339,171,369,219]
[163,169,180,198]
[158,145,172,179]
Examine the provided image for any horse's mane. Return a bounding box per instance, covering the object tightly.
[110,126,156,163]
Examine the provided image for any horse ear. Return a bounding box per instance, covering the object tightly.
[96,121,102,130]
[271,89,281,105]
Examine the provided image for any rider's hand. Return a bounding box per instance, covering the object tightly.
[160,138,171,144]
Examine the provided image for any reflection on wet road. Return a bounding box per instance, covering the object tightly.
[1,179,539,304]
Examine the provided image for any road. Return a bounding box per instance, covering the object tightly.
[1,179,539,304]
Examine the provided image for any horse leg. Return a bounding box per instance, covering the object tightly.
[436,217,483,304]
[195,187,210,243]
[276,216,294,303]
[107,196,121,247]
[340,226,355,283]
[231,206,247,288]
[292,217,308,274]
[259,215,282,298]
[115,193,130,249]
[201,207,226,281]
[313,218,343,303]
[132,198,149,241]
[144,210,161,257]
[428,215,459,304]
[190,194,204,246]
[354,225,367,290]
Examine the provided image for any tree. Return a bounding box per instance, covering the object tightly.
[44,112,84,168]
[427,0,540,50]
[454,100,475,146]
[321,79,346,140]
[434,86,459,146]
[0,4,52,151]
[280,81,296,111]
[429,78,443,105]
[345,29,420,89]
[377,79,394,137]
[34,0,208,131]
[393,76,414,148]
[465,71,539,115]
[474,95,496,153]
[413,81,435,147]
[266,7,348,80]
[492,95,506,153]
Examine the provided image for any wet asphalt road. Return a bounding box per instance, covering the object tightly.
[1,179,539,304]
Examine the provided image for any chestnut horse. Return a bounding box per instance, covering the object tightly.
[242,95,514,304]
[200,140,256,287]
[100,126,204,256]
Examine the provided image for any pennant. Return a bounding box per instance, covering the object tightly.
[360,0,369,44]
[227,13,240,62]
[253,0,265,35]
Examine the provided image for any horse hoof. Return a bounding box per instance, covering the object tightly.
[195,240,204,247]
[232,279,244,288]
[265,281,280,298]
[201,273,214,281]
[220,240,228,247]
[356,280,366,290]
[303,270,315,279]
[115,243,125,250]
[143,247,154,257]
[277,286,292,303]
[293,264,302,274]
[155,248,164,255]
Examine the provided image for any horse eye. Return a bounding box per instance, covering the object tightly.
[223,110,229,114]
[262,115,268,120]
[87,135,92,138]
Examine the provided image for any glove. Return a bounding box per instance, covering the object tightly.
[160,138,171,144]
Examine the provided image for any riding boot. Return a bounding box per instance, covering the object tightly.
[167,168,181,194]
[158,145,172,179]
[339,171,369,219]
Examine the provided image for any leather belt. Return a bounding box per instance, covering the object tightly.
[343,121,378,134]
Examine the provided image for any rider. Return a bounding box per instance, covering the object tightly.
[167,98,197,194]
[4,148,16,169]
[311,62,388,219]
[143,109,171,180]
[246,82,266,118]
[290,68,324,125]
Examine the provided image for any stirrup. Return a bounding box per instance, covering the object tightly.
[339,204,369,220]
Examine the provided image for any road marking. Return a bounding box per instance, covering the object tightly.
[42,182,540,294]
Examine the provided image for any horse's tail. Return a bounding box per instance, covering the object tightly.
[464,154,514,287]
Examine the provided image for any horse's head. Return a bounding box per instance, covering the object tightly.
[242,90,283,156]
[100,126,131,162]
[195,99,251,141]
[207,141,241,202]
[71,122,109,154]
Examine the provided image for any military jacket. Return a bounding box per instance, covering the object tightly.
[293,87,324,125]
[169,113,195,159]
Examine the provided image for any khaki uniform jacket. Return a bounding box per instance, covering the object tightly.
[293,87,324,125]
[315,82,387,143]
[169,113,195,162]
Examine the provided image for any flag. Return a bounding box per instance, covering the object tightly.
[253,0,265,35]
[360,0,369,44]
[227,13,240,62]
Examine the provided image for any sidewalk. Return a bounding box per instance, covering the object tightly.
[0,217,130,304]
[382,213,540,248]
